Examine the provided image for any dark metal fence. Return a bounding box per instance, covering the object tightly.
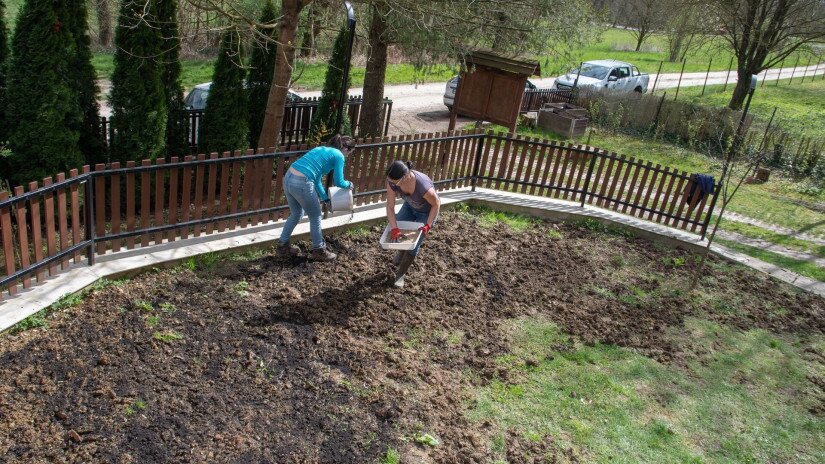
[100,96,393,153]
[1,130,719,300]
[520,89,574,112]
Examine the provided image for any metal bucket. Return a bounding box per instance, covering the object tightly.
[327,186,353,212]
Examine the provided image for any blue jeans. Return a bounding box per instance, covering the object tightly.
[280,171,325,249]
[396,202,437,256]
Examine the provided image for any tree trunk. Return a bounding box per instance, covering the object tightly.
[299,4,313,57]
[668,32,683,62]
[359,3,389,138]
[258,0,310,148]
[96,0,112,48]
[728,69,754,110]
[634,29,646,51]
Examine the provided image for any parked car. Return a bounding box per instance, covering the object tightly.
[184,82,303,110]
[553,60,649,93]
[443,76,537,110]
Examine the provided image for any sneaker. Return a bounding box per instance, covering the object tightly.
[309,248,337,261]
[277,242,300,256]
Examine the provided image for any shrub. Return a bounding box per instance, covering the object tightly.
[309,25,352,143]
[109,0,167,163]
[7,0,84,186]
[157,0,189,158]
[202,27,248,155]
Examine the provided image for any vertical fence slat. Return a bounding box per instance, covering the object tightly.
[217,152,231,232]
[56,174,70,269]
[180,155,194,238]
[42,177,58,276]
[260,148,275,224]
[126,162,136,249]
[110,164,122,253]
[528,140,549,196]
[536,141,557,197]
[570,146,589,202]
[639,163,660,219]
[70,169,82,263]
[604,155,626,209]
[519,138,539,194]
[167,157,180,242]
[2,191,17,295]
[664,174,688,226]
[595,153,616,208]
[587,151,607,205]
[206,153,219,233]
[557,144,574,199]
[28,181,45,283]
[94,165,107,254]
[272,152,286,220]
[648,166,670,221]
[193,154,206,235]
[615,157,638,212]
[629,161,652,217]
[493,133,515,191]
[154,158,166,244]
[657,168,679,224]
[140,160,151,247]
[379,136,395,201]
[228,151,242,227]
[13,187,31,288]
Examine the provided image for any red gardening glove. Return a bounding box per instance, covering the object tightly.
[390,228,402,242]
[419,223,431,235]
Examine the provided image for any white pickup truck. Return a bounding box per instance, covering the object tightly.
[553,59,649,93]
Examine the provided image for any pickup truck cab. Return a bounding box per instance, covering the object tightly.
[553,60,649,93]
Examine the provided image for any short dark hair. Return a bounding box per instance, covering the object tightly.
[327,134,356,152]
[386,160,413,180]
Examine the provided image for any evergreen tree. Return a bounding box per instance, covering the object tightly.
[7,0,83,186]
[247,1,278,149]
[157,0,189,157]
[64,0,105,165]
[109,0,166,163]
[309,25,352,143]
[0,0,9,144]
[202,27,247,155]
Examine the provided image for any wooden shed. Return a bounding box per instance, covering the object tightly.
[448,50,541,133]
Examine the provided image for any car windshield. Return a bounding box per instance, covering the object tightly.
[572,64,611,80]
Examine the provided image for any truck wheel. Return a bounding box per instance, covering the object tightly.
[634,86,643,93]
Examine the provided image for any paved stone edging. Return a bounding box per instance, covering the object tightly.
[1,188,822,332]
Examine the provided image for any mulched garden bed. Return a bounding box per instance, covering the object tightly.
[1,211,822,463]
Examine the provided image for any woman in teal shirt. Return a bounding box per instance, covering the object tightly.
[278,135,354,261]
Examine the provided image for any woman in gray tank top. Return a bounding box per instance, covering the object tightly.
[385,160,441,288]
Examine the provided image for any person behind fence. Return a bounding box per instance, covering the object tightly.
[385,160,440,288]
[277,134,355,261]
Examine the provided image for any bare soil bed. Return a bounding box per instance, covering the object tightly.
[1,211,823,463]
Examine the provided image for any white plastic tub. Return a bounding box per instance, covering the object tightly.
[379,221,424,250]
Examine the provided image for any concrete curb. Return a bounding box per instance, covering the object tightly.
[2,188,822,332]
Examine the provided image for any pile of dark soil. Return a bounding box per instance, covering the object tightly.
[1,212,822,463]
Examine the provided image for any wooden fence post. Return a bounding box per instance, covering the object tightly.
[674,59,686,101]
[701,58,712,96]
[723,57,734,92]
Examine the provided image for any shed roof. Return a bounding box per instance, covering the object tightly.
[463,50,541,77]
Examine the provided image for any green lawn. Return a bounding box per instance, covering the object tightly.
[716,238,825,282]
[719,220,825,259]
[87,27,821,91]
[470,317,825,463]
[675,78,825,139]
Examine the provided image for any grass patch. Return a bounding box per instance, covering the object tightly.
[575,217,634,237]
[181,252,222,273]
[346,225,372,237]
[153,330,183,343]
[124,399,147,417]
[716,238,825,282]
[6,279,123,335]
[719,220,825,258]
[234,281,250,298]
[470,318,825,463]
[466,205,539,232]
[145,315,160,328]
[378,448,400,464]
[676,78,825,140]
